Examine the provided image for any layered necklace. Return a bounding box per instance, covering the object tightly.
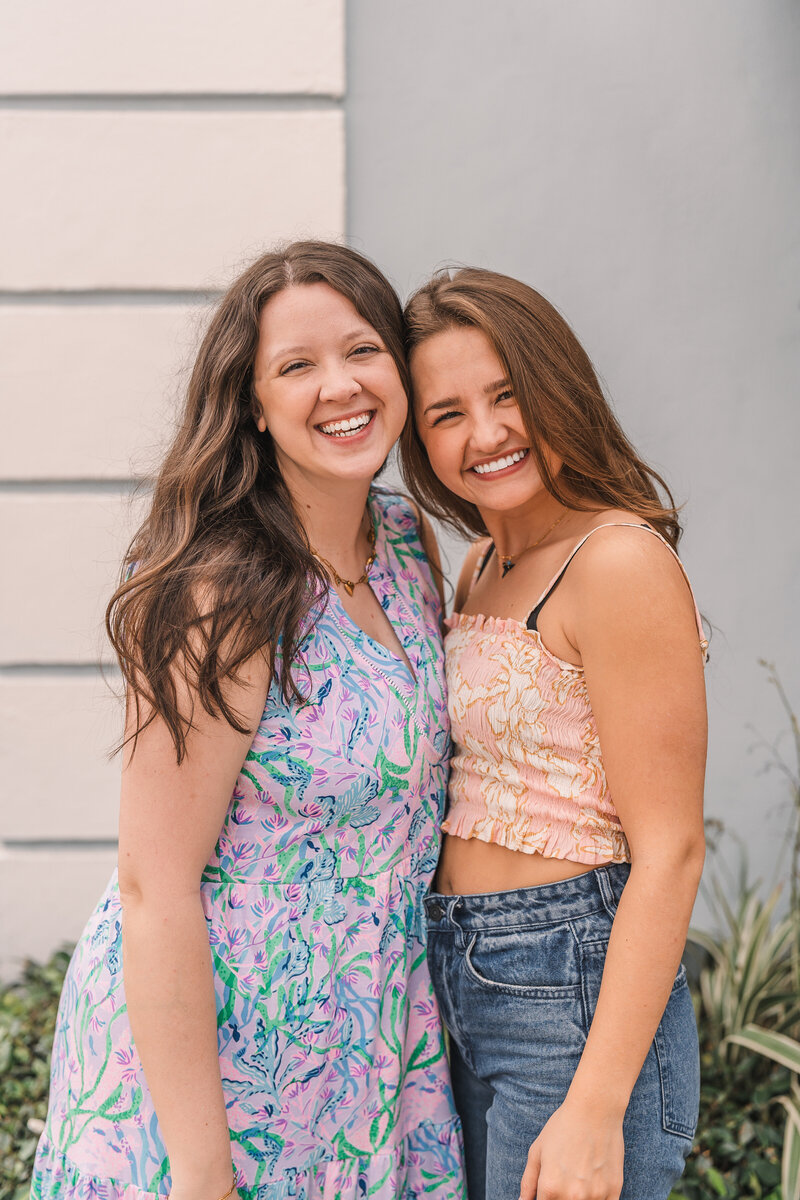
[310,517,376,596]
[499,508,568,576]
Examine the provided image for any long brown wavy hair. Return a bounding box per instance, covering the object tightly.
[107,241,409,763]
[401,267,680,548]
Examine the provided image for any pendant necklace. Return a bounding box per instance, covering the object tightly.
[310,520,376,596]
[499,509,568,577]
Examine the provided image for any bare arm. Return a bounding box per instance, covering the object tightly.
[520,528,707,1200]
[118,651,269,1200]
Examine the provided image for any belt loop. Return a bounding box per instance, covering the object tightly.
[595,867,619,917]
[446,896,467,950]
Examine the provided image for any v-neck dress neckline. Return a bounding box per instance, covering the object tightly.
[326,490,428,694]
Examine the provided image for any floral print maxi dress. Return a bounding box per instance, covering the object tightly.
[31,488,465,1200]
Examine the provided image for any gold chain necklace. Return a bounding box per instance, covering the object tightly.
[499,509,568,577]
[310,521,377,596]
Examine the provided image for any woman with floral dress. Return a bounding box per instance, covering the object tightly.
[31,242,465,1200]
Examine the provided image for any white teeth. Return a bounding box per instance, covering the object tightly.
[319,412,373,436]
[473,449,527,475]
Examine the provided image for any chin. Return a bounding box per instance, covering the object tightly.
[324,456,388,484]
[471,483,538,511]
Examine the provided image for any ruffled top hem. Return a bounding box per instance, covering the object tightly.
[442,804,631,866]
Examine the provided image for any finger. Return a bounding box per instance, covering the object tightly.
[518,1141,540,1200]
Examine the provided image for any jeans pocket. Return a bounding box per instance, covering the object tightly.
[653,965,700,1140]
[463,927,582,998]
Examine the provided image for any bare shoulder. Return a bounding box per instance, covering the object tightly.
[454,537,492,612]
[566,517,697,632]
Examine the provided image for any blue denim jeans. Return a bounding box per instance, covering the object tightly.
[424,864,699,1200]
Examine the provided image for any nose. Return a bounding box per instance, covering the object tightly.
[318,364,362,405]
[469,407,508,454]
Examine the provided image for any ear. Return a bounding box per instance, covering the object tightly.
[251,388,268,433]
[250,365,271,433]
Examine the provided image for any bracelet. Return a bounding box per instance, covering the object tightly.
[216,1172,237,1200]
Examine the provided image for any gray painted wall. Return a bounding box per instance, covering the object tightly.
[347,1,800,895]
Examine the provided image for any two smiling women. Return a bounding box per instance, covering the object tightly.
[31,245,705,1200]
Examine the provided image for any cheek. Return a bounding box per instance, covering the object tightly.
[377,367,408,424]
[420,428,464,486]
[257,391,314,450]
[387,382,409,427]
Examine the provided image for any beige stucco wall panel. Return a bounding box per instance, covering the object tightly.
[0,306,208,479]
[0,494,145,663]
[1,0,344,95]
[0,111,345,289]
[0,677,122,840]
[0,851,117,980]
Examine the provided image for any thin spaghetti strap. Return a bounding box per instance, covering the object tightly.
[525,524,631,628]
[526,522,708,659]
[629,526,709,657]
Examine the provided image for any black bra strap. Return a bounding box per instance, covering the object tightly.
[526,563,570,630]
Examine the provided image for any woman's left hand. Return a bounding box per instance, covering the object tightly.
[518,1098,625,1200]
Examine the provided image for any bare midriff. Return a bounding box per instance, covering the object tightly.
[434,833,595,896]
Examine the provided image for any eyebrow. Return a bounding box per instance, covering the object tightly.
[423,378,510,415]
[267,327,378,369]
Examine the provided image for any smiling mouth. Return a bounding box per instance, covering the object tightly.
[317,411,375,438]
[470,448,529,475]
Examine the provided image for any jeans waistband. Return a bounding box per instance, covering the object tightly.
[424,862,631,930]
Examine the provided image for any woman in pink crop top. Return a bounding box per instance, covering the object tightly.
[400,268,707,1200]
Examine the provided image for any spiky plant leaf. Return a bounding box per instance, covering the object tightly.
[729,1026,800,1074]
[779,1094,800,1200]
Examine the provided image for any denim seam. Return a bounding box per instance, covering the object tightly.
[440,911,604,935]
[580,937,610,953]
[574,924,594,1037]
[595,867,620,918]
[653,1031,695,1140]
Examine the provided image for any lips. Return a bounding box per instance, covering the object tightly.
[317,410,375,438]
[470,448,529,475]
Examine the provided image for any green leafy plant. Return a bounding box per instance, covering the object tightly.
[672,664,800,1199]
[756,661,800,922]
[728,1026,800,1200]
[672,862,794,1199]
[689,875,800,1059]
[0,948,72,1200]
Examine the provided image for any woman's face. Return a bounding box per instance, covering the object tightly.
[410,325,559,516]
[253,282,407,491]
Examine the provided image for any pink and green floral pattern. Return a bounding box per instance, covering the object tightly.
[32,488,465,1200]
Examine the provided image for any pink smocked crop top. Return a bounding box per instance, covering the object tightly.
[442,523,708,866]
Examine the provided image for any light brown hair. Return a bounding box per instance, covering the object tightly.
[107,241,408,763]
[401,267,680,547]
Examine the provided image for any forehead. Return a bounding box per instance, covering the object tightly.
[258,282,369,344]
[410,325,503,396]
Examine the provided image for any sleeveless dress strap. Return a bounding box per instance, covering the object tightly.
[526,522,708,659]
